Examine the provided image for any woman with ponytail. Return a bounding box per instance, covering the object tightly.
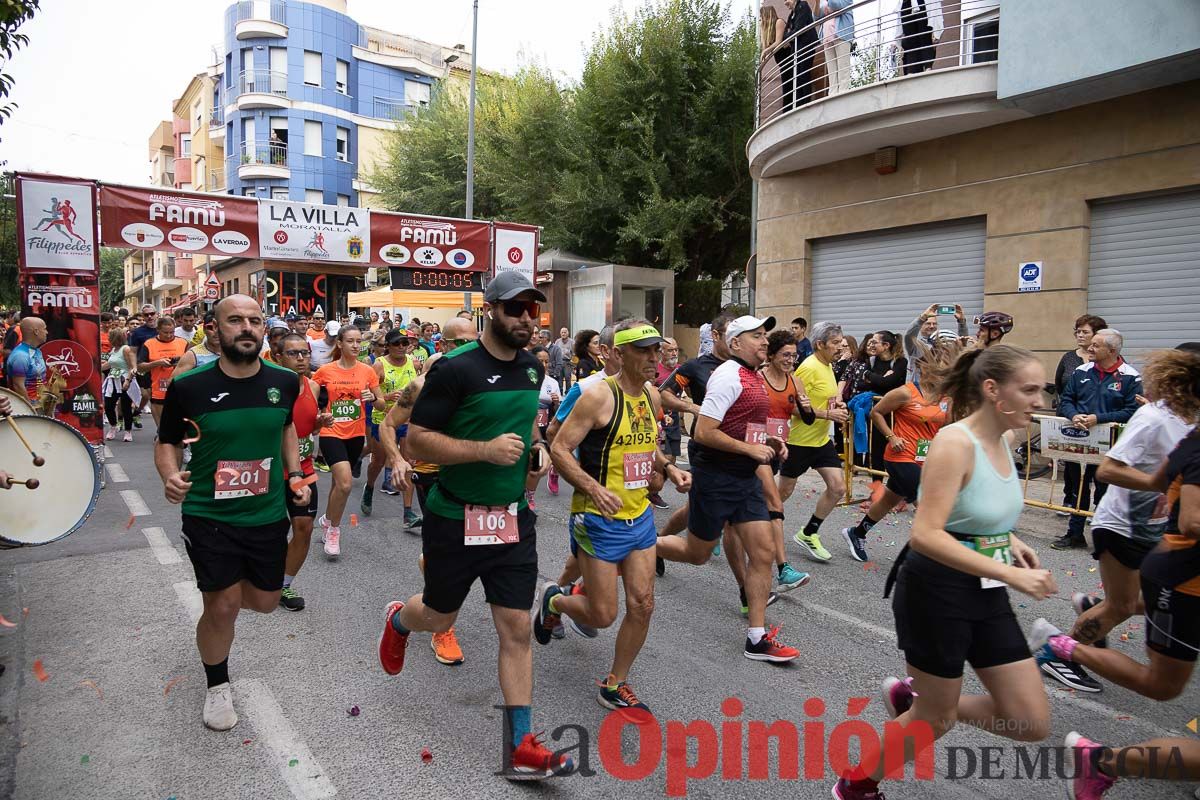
[834,345,1055,800]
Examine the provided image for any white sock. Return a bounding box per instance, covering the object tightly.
[748,626,766,644]
[283,575,294,589]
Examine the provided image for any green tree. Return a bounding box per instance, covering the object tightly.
[0,0,41,124]
[99,247,127,311]
[0,170,16,307]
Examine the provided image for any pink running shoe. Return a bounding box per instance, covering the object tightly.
[547,469,559,496]
[1065,732,1115,799]
[882,676,916,719]
[323,526,341,559]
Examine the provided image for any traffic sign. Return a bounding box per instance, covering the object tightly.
[204,273,220,301]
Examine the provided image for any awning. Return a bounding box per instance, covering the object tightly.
[163,293,199,313]
[347,290,484,309]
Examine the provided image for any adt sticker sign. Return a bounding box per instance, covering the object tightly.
[1018,261,1042,293]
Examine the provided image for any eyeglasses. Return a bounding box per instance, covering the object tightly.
[499,299,540,319]
[282,349,311,358]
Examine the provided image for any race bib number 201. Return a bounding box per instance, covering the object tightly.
[214,458,273,499]
[464,504,520,546]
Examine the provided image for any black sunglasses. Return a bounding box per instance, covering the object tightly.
[499,299,539,319]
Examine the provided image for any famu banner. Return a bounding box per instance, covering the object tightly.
[257,199,370,263]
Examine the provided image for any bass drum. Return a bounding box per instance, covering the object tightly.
[0,415,101,548]
[0,386,36,417]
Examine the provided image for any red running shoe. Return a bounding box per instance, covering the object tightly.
[743,625,799,663]
[378,601,410,675]
[508,732,573,780]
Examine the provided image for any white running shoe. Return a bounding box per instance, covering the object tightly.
[122,432,133,443]
[105,429,115,441]
[203,682,238,731]
[324,526,341,559]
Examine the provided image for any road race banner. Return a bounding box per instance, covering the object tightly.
[492,222,540,282]
[258,199,370,263]
[370,213,491,272]
[17,174,99,272]
[1039,417,1119,465]
[98,184,258,258]
[20,273,103,445]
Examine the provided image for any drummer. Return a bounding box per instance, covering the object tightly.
[5,317,48,404]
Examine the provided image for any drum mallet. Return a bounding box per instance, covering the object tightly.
[4,416,45,467]
[8,477,39,489]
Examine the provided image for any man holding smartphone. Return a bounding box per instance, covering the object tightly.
[139,315,188,429]
[904,302,968,382]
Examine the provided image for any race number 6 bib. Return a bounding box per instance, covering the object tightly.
[331,398,360,423]
[915,438,931,462]
[214,458,273,499]
[767,417,789,440]
[298,435,315,460]
[965,533,1013,590]
[464,504,520,546]
[623,451,655,489]
[744,422,768,446]
[157,376,171,393]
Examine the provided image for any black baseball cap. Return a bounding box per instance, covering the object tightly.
[385,328,412,345]
[484,271,546,303]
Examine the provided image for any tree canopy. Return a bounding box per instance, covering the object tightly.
[369,0,757,283]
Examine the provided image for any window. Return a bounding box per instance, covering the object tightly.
[304,120,322,157]
[965,14,999,64]
[335,127,349,162]
[305,188,323,204]
[336,60,348,94]
[336,194,349,207]
[405,80,431,107]
[303,51,321,87]
[269,47,287,93]
[242,187,257,197]
[194,101,202,129]
[271,187,289,200]
[181,134,192,157]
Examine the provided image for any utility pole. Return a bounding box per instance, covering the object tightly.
[465,0,478,221]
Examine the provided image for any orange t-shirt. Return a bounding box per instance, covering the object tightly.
[143,337,188,400]
[307,329,325,341]
[887,382,949,464]
[313,360,379,439]
[100,330,112,356]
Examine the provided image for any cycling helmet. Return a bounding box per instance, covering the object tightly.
[933,328,960,342]
[978,311,1014,334]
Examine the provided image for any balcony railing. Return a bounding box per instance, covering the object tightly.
[210,104,224,126]
[372,97,417,121]
[208,169,226,191]
[756,0,998,127]
[235,0,286,25]
[238,69,288,98]
[230,140,288,168]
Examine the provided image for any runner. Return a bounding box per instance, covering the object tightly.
[541,320,690,715]
[312,325,380,559]
[362,328,419,526]
[840,337,960,562]
[779,321,847,562]
[306,312,327,341]
[975,311,1013,349]
[263,320,291,362]
[138,316,188,429]
[656,315,800,664]
[839,345,1055,800]
[153,294,307,731]
[377,271,569,779]
[172,312,220,376]
[377,316,477,666]
[760,329,814,592]
[174,308,204,347]
[102,327,136,442]
[128,305,159,424]
[273,333,332,611]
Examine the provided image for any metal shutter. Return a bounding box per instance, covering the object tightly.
[570,284,606,334]
[811,218,986,341]
[1088,190,1200,358]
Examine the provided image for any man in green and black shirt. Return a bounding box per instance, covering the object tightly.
[155,294,307,733]
[376,271,570,780]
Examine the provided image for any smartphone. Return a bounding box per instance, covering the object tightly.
[529,446,544,472]
[317,385,330,411]
[937,305,956,315]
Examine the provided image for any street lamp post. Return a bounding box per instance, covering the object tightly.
[465,0,478,221]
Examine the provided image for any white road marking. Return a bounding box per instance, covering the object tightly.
[102,445,113,459]
[172,581,203,623]
[106,463,129,483]
[798,599,1179,738]
[119,489,151,517]
[237,679,338,799]
[142,527,182,565]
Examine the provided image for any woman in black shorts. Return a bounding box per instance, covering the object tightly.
[834,345,1057,800]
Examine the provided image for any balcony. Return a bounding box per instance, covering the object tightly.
[748,0,1025,178]
[236,69,290,110]
[235,0,287,40]
[152,258,184,291]
[173,157,192,186]
[371,97,417,122]
[209,103,224,130]
[208,169,226,192]
[231,140,289,181]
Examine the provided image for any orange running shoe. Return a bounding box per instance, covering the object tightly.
[508,732,573,780]
[431,627,465,665]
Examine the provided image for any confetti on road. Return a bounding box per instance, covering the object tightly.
[126,516,135,530]
[243,740,252,745]
[80,755,89,764]
[288,758,299,767]
[348,705,361,716]
[163,675,186,696]
[421,748,433,763]
[1088,567,1097,572]
[0,613,18,628]
[32,660,49,682]
[350,514,358,527]
[79,679,103,700]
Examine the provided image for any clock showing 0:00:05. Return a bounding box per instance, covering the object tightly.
[395,268,484,291]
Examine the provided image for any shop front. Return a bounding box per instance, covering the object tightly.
[249,267,363,319]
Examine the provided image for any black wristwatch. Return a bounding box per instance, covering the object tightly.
[287,470,304,480]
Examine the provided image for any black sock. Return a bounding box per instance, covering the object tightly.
[203,658,229,688]
[804,515,824,535]
[739,586,747,607]
[855,514,879,537]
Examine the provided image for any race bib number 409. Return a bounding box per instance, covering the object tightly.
[214,458,273,499]
[331,398,361,423]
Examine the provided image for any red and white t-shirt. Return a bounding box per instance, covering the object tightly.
[693,358,770,477]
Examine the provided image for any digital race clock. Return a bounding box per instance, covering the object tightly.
[389,267,484,292]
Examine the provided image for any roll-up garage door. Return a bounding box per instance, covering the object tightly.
[810,218,986,341]
[1088,190,1200,358]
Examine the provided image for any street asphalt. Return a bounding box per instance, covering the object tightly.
[0,425,1197,799]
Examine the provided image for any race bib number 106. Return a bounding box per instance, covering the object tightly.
[464,504,520,546]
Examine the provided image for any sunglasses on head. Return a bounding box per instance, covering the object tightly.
[498,299,540,319]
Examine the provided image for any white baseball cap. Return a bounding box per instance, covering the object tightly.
[324,321,341,336]
[725,315,776,343]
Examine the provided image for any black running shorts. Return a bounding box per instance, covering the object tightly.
[181,514,289,593]
[885,460,922,504]
[1142,569,1200,663]
[780,441,842,479]
[687,466,769,541]
[286,480,319,519]
[891,551,1031,679]
[1091,528,1155,571]
[420,507,538,614]
[318,435,365,467]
